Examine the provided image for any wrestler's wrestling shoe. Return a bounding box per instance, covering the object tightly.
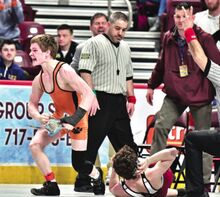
[31,181,60,196]
[92,167,105,195]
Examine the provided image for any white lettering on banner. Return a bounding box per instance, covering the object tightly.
[167,127,186,146]
[168,127,186,141]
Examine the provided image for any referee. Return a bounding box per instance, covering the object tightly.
[78,11,138,194]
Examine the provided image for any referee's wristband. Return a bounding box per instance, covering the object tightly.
[127,96,136,104]
[184,28,197,43]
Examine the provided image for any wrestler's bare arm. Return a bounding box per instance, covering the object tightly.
[137,148,178,174]
[28,75,49,124]
[109,168,126,197]
[109,168,120,190]
[58,64,95,112]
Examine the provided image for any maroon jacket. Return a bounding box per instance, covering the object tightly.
[148,25,220,106]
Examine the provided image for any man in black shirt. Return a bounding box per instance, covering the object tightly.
[56,24,78,64]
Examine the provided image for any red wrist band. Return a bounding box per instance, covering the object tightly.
[184,28,197,43]
[127,96,136,104]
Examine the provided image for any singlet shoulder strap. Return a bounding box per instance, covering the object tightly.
[121,180,147,197]
[39,69,45,92]
[141,173,164,195]
[39,61,66,93]
[53,61,65,81]
[52,61,66,90]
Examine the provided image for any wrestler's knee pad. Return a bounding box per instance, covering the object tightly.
[72,150,93,175]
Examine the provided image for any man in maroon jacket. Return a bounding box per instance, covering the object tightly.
[146,2,220,191]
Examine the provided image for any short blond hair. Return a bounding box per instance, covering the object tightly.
[30,34,58,58]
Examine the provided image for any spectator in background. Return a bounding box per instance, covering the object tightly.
[146,2,220,192]
[0,40,29,80]
[0,0,24,47]
[194,0,220,49]
[133,0,166,31]
[71,12,115,193]
[70,13,108,72]
[56,24,78,64]
[149,0,167,32]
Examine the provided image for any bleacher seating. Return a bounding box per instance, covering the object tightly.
[18,21,45,54]
[23,0,161,83]
[21,0,208,82]
[14,50,32,68]
[14,50,41,80]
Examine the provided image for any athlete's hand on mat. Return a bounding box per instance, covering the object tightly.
[89,96,100,116]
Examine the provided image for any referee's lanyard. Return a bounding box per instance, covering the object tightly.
[178,38,188,77]
[111,44,120,75]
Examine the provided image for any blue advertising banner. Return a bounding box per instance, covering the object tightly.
[0,84,71,165]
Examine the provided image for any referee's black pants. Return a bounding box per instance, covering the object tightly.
[73,91,137,178]
[185,129,220,197]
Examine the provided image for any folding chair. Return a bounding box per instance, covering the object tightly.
[138,111,189,188]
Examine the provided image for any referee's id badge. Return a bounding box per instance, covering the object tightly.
[179,64,188,77]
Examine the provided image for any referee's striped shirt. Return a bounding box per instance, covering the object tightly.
[205,59,220,123]
[78,34,133,95]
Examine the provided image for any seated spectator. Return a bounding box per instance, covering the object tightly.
[0,40,29,80]
[0,0,24,48]
[109,145,186,197]
[56,24,78,64]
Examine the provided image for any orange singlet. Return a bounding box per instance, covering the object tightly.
[40,62,88,140]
